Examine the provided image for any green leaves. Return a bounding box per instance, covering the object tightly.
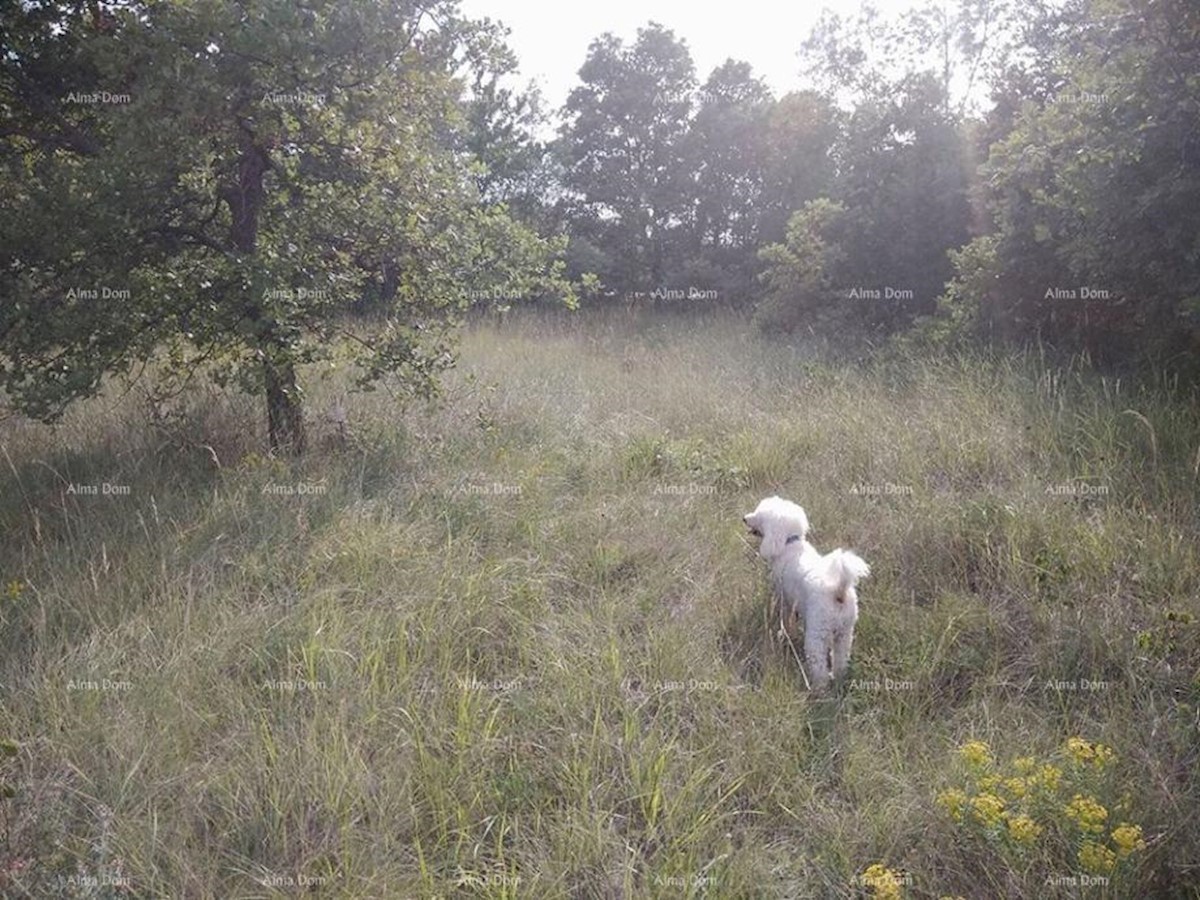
[938,0,1200,360]
[0,0,570,444]
[756,199,849,334]
[558,23,697,293]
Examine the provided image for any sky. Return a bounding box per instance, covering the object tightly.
[455,0,936,113]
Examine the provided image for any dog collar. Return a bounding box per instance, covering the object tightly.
[785,534,802,545]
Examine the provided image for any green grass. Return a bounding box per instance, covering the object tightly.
[0,310,1198,898]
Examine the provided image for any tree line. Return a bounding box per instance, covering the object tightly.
[2,0,1197,453]
[537,1,1199,367]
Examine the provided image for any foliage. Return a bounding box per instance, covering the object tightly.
[0,0,572,451]
[557,22,696,294]
[936,0,1200,362]
[794,5,978,332]
[755,199,849,334]
[455,16,556,231]
[678,60,774,302]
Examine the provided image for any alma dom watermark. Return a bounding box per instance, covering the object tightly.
[263,286,332,302]
[653,874,716,889]
[627,286,720,302]
[262,89,326,107]
[67,678,133,692]
[1046,873,1109,888]
[1045,481,1109,497]
[65,91,131,105]
[60,874,133,891]
[261,481,328,496]
[65,482,131,497]
[844,286,915,301]
[849,482,913,497]
[454,478,522,497]
[1044,286,1114,301]
[262,678,327,692]
[259,873,331,889]
[1044,677,1112,693]
[653,483,717,496]
[66,286,131,300]
[849,676,916,692]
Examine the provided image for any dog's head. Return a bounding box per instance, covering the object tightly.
[743,496,809,562]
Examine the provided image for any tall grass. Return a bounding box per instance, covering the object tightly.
[0,309,1197,898]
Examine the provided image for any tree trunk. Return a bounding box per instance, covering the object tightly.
[224,125,307,455]
[264,356,305,456]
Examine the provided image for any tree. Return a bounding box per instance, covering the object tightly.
[757,90,839,249]
[0,0,569,453]
[456,16,554,230]
[835,71,973,330]
[802,0,1022,119]
[789,3,978,333]
[678,60,773,301]
[936,0,1200,362]
[756,198,849,334]
[557,22,695,295]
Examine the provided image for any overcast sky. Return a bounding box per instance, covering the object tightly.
[456,0,934,112]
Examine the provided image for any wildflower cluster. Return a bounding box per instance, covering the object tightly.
[857,863,908,900]
[1065,737,1115,769]
[1064,794,1108,834]
[936,737,1147,879]
[936,741,1049,847]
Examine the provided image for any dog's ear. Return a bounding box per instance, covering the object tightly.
[791,506,810,542]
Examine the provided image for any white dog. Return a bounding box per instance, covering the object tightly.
[743,496,870,689]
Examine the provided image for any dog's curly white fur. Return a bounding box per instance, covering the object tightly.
[743,496,870,689]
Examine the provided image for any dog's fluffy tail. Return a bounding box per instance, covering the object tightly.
[827,549,870,596]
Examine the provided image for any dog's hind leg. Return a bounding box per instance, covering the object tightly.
[804,629,832,690]
[831,630,853,680]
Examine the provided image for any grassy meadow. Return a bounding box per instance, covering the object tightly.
[0,310,1198,898]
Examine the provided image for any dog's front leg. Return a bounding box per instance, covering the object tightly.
[776,597,800,641]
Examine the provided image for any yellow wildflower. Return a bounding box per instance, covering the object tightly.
[1033,764,1063,793]
[1092,743,1115,769]
[1065,737,1116,769]
[978,774,1003,793]
[1002,777,1028,800]
[970,792,1006,827]
[1012,756,1037,775]
[959,740,993,769]
[1004,812,1042,847]
[860,863,903,900]
[937,788,968,823]
[1079,840,1117,875]
[1066,737,1094,763]
[1065,794,1108,834]
[3,580,22,600]
[1111,823,1147,858]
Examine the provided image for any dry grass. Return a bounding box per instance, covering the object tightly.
[0,309,1197,898]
